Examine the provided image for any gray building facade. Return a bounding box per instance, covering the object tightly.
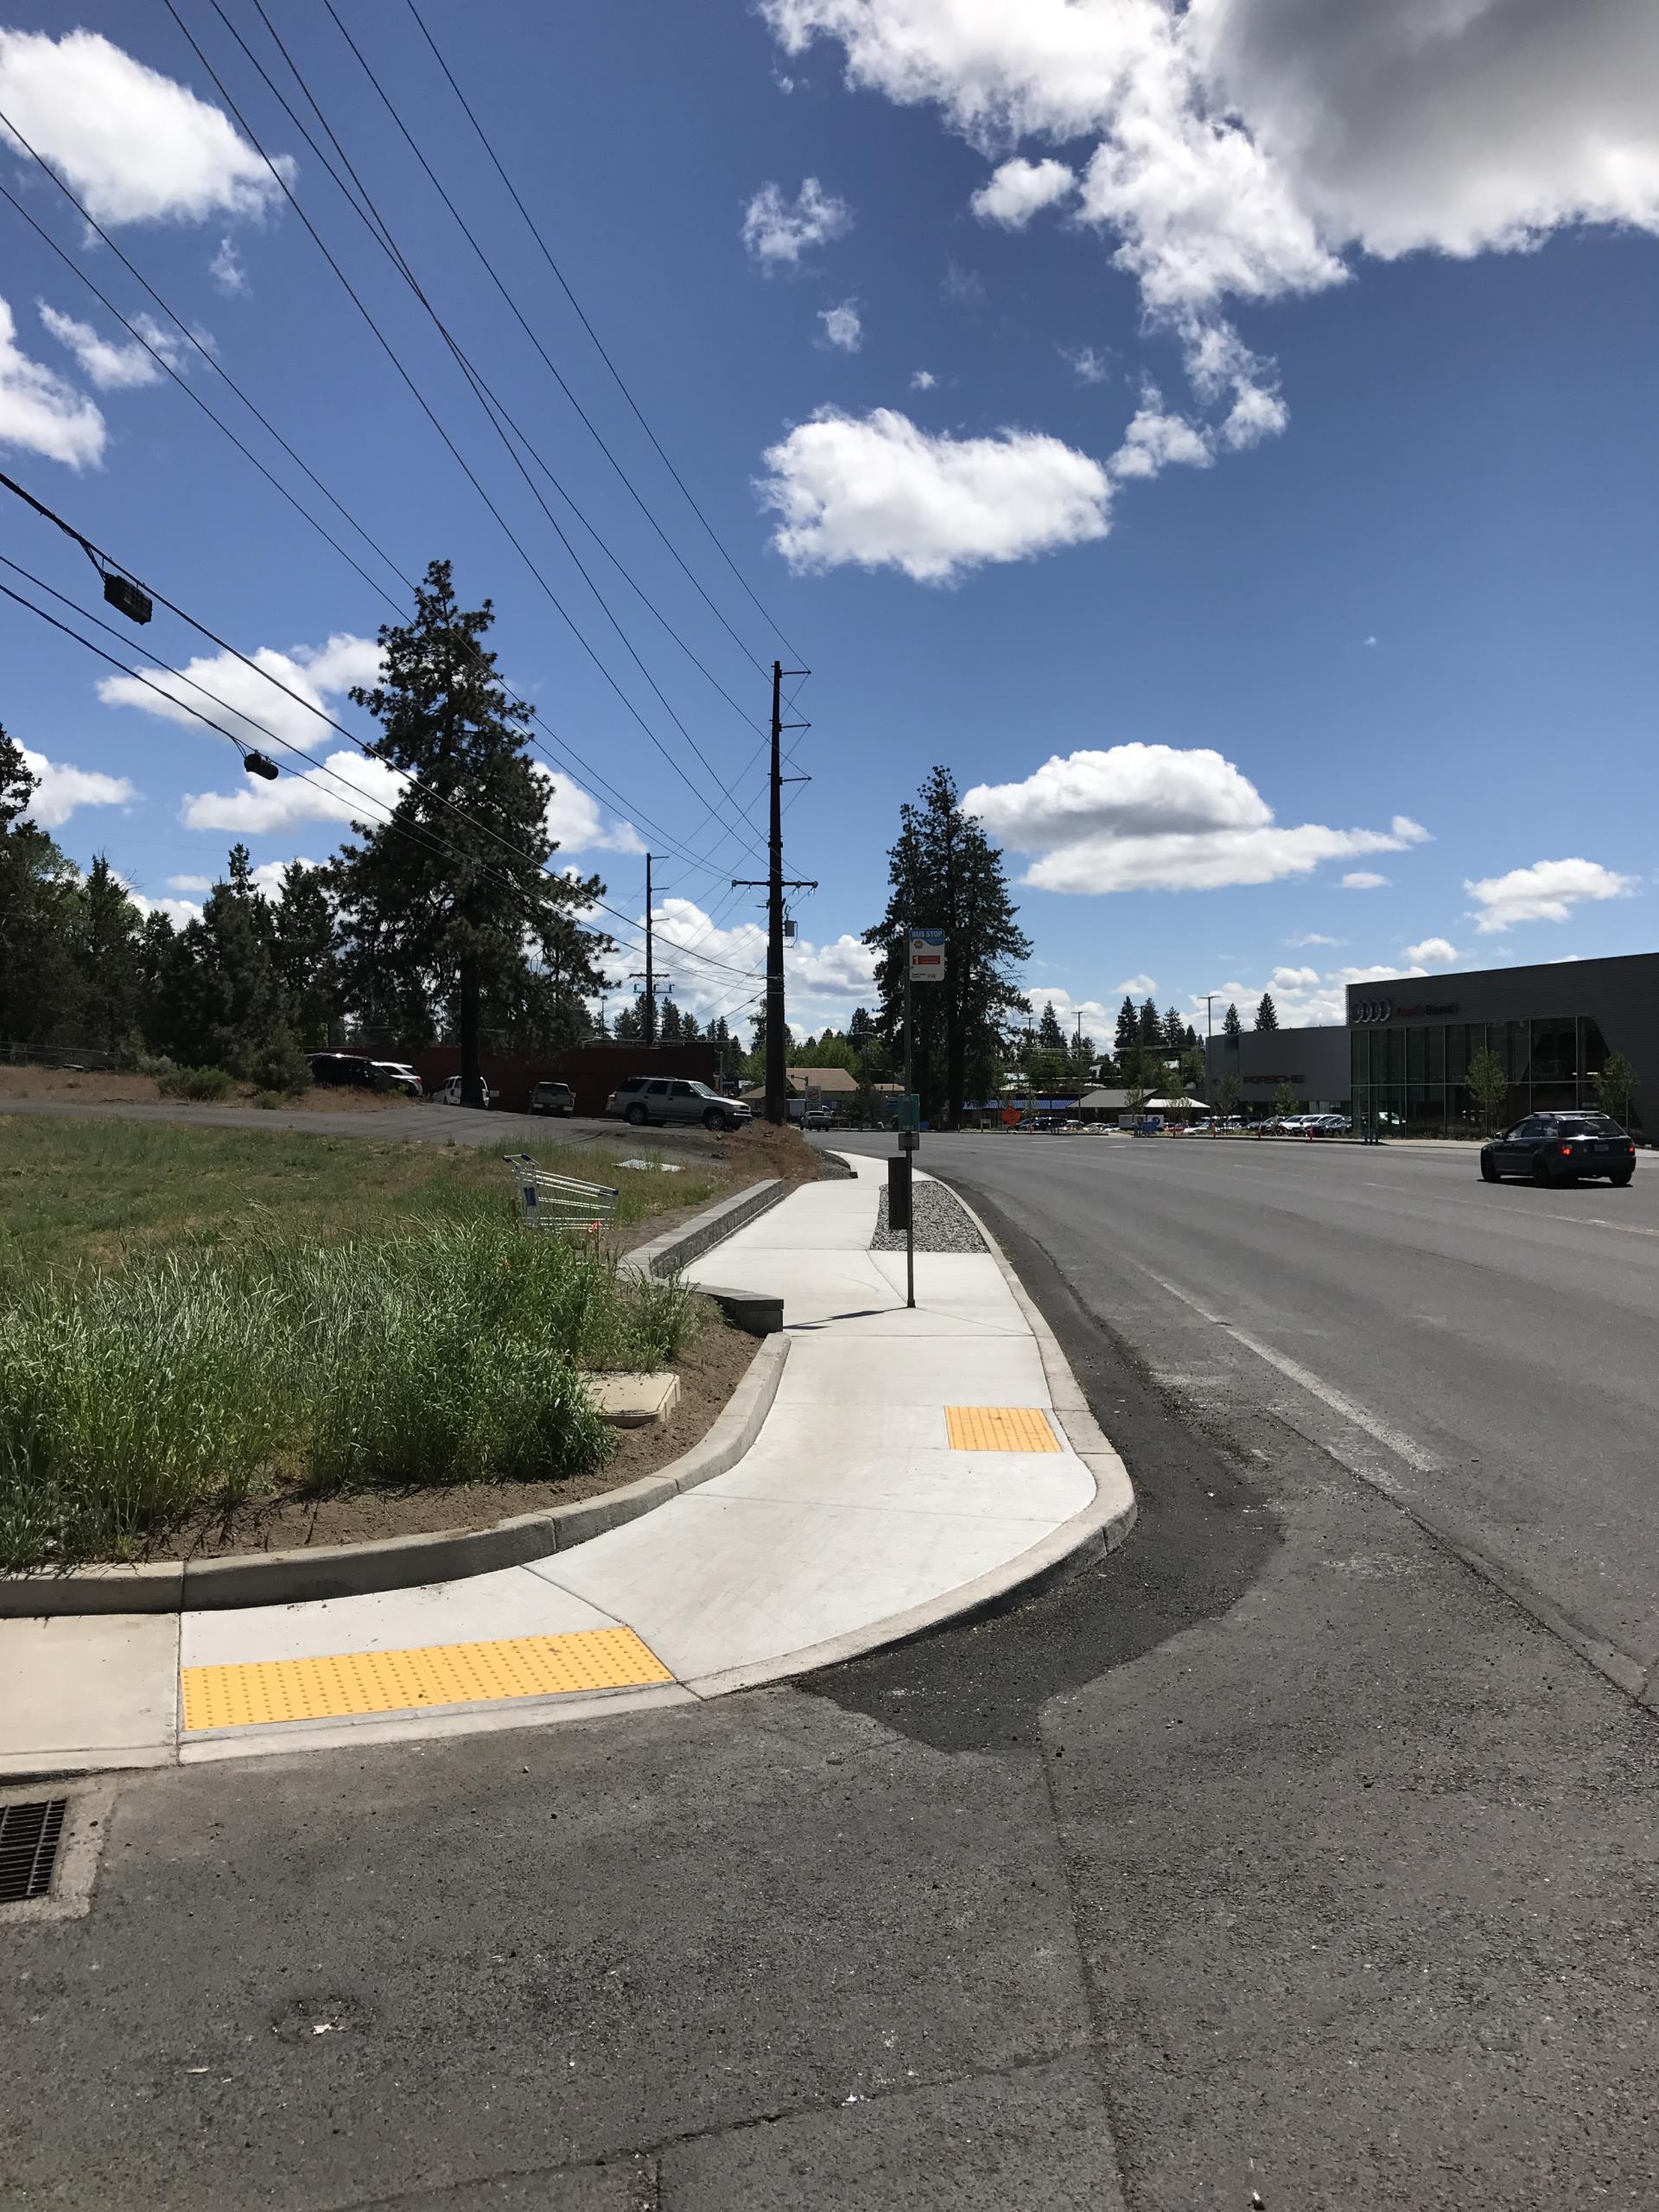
[1205,1022,1351,1116]
[1345,950,1656,1137]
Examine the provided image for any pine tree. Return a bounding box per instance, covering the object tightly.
[679,1009,702,1042]
[73,855,143,1055]
[1037,1000,1067,1053]
[1138,996,1161,1048]
[153,857,287,1074]
[863,766,1031,1126]
[1162,1004,1187,1052]
[658,997,683,1043]
[332,559,611,1103]
[1224,1001,1242,1043]
[0,735,83,1047]
[268,861,338,1049]
[1115,996,1137,1057]
[1255,993,1280,1033]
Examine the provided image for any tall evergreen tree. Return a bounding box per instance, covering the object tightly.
[1037,1000,1067,1054]
[0,737,82,1047]
[1162,1004,1187,1052]
[332,560,610,1104]
[268,861,338,1049]
[73,855,143,1055]
[864,766,1030,1127]
[1255,992,1280,1033]
[152,858,287,1074]
[1115,995,1137,1057]
[658,997,683,1043]
[1138,996,1161,1048]
[1224,1001,1242,1043]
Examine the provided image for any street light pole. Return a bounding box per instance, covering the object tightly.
[1205,994,1217,1135]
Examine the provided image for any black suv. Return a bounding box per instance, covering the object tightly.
[1480,1112,1637,1186]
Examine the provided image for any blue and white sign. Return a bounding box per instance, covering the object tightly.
[908,928,946,982]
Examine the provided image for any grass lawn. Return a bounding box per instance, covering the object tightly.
[0,1121,740,1572]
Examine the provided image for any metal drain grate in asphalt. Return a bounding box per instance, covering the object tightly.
[0,1796,67,1905]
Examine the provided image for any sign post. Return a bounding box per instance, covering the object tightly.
[899,930,946,1309]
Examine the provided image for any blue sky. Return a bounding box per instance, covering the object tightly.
[3,1,1656,1043]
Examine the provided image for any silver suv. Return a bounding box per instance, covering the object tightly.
[606,1076,753,1133]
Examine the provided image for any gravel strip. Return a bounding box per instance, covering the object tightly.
[871,1177,986,1253]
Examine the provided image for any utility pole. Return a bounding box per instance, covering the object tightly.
[734,659,814,1126]
[1205,993,1217,1135]
[627,856,675,1049]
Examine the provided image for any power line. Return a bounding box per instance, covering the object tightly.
[164,0,765,870]
[405,0,805,665]
[319,0,776,692]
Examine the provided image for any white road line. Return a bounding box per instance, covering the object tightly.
[1138,1265,1440,1473]
[1351,1180,1659,1239]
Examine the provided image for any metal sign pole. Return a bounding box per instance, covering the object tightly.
[903,941,915,1309]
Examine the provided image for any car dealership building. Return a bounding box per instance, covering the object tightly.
[1206,950,1656,1135]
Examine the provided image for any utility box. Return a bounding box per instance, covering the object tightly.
[887,1154,912,1232]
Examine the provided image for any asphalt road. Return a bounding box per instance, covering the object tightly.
[837,1129,1659,1700]
[3,1130,1656,2207]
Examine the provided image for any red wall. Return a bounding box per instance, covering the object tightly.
[410,1041,721,1116]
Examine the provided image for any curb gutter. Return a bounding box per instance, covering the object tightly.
[2,1176,796,1619]
[685,1165,1138,1698]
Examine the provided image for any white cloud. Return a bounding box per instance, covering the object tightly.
[127,890,203,929]
[1115,973,1157,996]
[971,156,1076,228]
[1109,391,1211,480]
[910,367,938,390]
[1464,857,1637,934]
[759,406,1112,583]
[639,895,877,1032]
[741,177,853,266]
[209,236,246,295]
[0,295,104,467]
[98,632,381,755]
[181,748,406,836]
[0,29,293,227]
[1192,960,1430,1030]
[1287,931,1340,948]
[1061,343,1112,385]
[539,771,643,856]
[963,742,1431,894]
[817,298,863,351]
[19,747,135,827]
[1403,936,1459,966]
[37,302,195,391]
[1341,872,1388,889]
[167,873,212,893]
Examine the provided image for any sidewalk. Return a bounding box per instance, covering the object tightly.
[1,1155,1132,1775]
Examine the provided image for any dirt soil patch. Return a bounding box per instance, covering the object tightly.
[0,1066,397,1112]
[133,1307,760,1560]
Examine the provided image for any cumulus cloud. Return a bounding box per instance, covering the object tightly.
[638,895,877,1032]
[181,748,406,835]
[971,156,1076,228]
[540,772,643,856]
[1193,960,1430,1029]
[1116,973,1157,996]
[0,295,104,467]
[1465,857,1637,933]
[817,298,863,351]
[0,29,293,227]
[20,747,135,827]
[741,176,853,266]
[759,406,1112,583]
[98,632,382,755]
[1287,931,1340,948]
[1109,390,1211,479]
[167,873,212,893]
[1404,936,1459,965]
[1342,872,1388,890]
[963,741,1431,894]
[910,367,938,390]
[37,302,195,391]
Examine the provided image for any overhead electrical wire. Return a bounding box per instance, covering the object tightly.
[405,0,806,665]
[163,0,766,874]
[0,109,762,887]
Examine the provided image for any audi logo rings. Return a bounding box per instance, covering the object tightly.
[1353,998,1395,1025]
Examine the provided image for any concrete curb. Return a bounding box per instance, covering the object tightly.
[623,1177,784,1279]
[0,1336,791,1621]
[683,1171,1138,1699]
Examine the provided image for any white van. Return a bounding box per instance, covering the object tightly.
[438,1074,493,1108]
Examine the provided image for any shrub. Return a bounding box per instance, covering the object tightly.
[245,1026,312,1096]
[157,1065,234,1101]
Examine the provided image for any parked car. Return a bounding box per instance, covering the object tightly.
[800,1104,835,1129]
[1480,1112,1637,1186]
[605,1075,753,1132]
[530,1080,575,1117]
[371,1060,423,1098]
[307,1051,378,1090]
[1306,1113,1350,1135]
[438,1074,493,1108]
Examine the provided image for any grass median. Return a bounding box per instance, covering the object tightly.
[0,1121,733,1573]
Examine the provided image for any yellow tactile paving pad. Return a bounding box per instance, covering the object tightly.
[945,1405,1061,1453]
[181,1627,673,1732]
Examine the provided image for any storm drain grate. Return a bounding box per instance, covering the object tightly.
[0,1796,67,1905]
